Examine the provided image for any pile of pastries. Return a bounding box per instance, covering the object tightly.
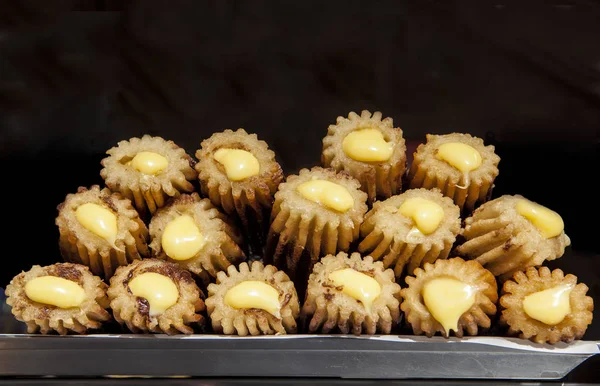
[5,110,594,344]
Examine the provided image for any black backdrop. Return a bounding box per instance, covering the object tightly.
[0,0,598,345]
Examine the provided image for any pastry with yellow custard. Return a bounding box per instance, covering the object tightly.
[359,188,461,278]
[205,261,300,336]
[100,135,197,216]
[455,195,571,279]
[5,263,111,334]
[322,110,406,203]
[301,252,401,335]
[500,267,593,344]
[265,167,368,285]
[400,257,498,338]
[108,258,205,334]
[407,133,500,213]
[149,193,245,281]
[195,129,283,251]
[56,185,149,278]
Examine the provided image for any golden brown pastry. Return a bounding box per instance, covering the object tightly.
[455,195,571,280]
[322,110,407,203]
[301,252,401,335]
[5,263,111,335]
[56,185,149,278]
[265,166,368,283]
[407,133,500,213]
[108,259,205,334]
[358,188,461,278]
[195,129,283,249]
[205,261,300,336]
[400,257,498,338]
[149,193,245,280]
[500,267,594,344]
[100,135,197,216]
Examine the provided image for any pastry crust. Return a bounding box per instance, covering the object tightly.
[322,110,406,203]
[455,195,571,280]
[265,167,368,282]
[108,259,205,334]
[5,263,111,335]
[55,185,149,279]
[195,129,283,248]
[301,252,401,335]
[358,188,461,278]
[101,135,197,216]
[400,257,498,338]
[500,267,593,344]
[206,261,300,336]
[149,193,246,279]
[407,133,500,213]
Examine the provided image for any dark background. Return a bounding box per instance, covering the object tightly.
[0,0,598,381]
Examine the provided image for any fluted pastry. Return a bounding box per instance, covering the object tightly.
[108,259,205,334]
[358,188,461,278]
[455,195,571,279]
[5,263,111,335]
[400,257,498,338]
[301,252,401,335]
[149,193,245,280]
[56,185,149,278]
[265,167,368,283]
[407,133,500,213]
[322,110,406,203]
[206,261,300,336]
[101,135,197,216]
[195,129,283,251]
[500,267,593,344]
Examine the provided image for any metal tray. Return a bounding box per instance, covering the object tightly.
[0,333,597,380]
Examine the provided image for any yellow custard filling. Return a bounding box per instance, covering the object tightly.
[516,199,564,239]
[342,129,394,162]
[25,276,86,308]
[422,277,476,334]
[75,203,118,245]
[523,284,573,325]
[213,148,260,181]
[328,268,382,312]
[161,215,206,261]
[224,281,281,318]
[398,197,444,235]
[437,142,482,173]
[297,179,354,212]
[128,151,168,175]
[128,273,179,316]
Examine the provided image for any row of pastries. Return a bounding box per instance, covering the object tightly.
[5,110,594,344]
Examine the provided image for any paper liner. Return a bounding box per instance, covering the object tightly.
[5,263,111,335]
[55,185,150,279]
[205,261,300,336]
[455,195,571,280]
[100,135,197,216]
[400,257,498,338]
[500,267,594,344]
[407,133,500,213]
[300,252,401,335]
[358,188,461,278]
[264,167,368,283]
[322,110,407,203]
[108,259,205,335]
[149,193,246,279]
[195,129,283,249]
